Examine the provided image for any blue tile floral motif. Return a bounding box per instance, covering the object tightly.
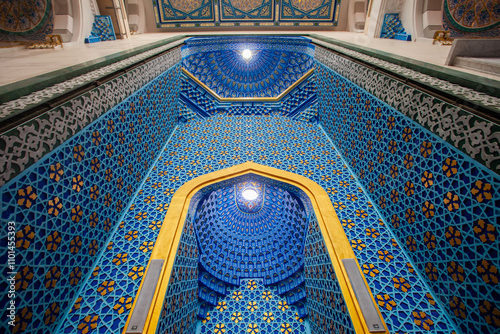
[55,114,458,334]
[0,64,180,334]
[153,0,215,27]
[316,60,500,334]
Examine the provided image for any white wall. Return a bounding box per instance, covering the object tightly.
[364,0,385,37]
[399,0,416,39]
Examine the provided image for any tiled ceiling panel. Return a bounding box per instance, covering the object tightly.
[153,0,340,28]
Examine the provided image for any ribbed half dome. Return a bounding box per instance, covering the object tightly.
[182,36,314,98]
[194,180,308,286]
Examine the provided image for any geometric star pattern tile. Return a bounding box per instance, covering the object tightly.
[316,60,500,334]
[3,40,498,334]
[57,114,458,334]
[182,36,314,98]
[198,279,308,334]
[0,64,180,334]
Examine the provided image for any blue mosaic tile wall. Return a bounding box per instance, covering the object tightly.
[1,46,181,186]
[155,213,198,334]
[304,215,355,334]
[0,64,180,334]
[56,115,458,334]
[220,0,274,21]
[198,279,309,334]
[313,45,500,174]
[316,60,500,333]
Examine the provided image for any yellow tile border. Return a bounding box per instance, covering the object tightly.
[123,162,388,334]
[181,68,314,102]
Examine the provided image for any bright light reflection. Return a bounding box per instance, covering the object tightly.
[242,49,252,60]
[242,189,258,200]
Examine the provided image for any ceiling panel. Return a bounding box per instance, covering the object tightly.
[153,0,340,28]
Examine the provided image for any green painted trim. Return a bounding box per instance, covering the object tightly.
[2,32,498,113]
[0,35,187,105]
[308,34,500,99]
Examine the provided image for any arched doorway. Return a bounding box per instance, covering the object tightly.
[124,162,387,334]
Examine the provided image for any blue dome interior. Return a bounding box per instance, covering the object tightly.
[192,174,312,319]
[182,36,314,98]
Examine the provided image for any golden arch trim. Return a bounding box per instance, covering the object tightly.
[123,162,388,334]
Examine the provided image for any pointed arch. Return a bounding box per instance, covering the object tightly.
[124,162,388,334]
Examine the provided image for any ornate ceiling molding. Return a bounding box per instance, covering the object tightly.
[153,0,340,28]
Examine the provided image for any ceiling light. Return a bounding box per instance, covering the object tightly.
[242,49,252,60]
[242,189,258,200]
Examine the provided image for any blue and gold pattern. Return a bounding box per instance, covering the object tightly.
[153,0,215,27]
[155,214,198,334]
[153,0,339,27]
[85,15,116,43]
[219,0,274,21]
[182,36,314,98]
[316,59,500,333]
[55,115,456,334]
[0,0,54,41]
[0,64,180,334]
[443,0,500,38]
[280,0,338,23]
[199,279,308,333]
